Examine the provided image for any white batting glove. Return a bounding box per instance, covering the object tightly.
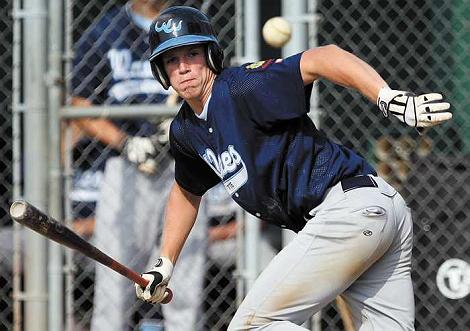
[121,136,157,175]
[377,86,452,128]
[135,257,173,304]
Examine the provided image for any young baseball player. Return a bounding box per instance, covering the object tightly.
[135,6,452,330]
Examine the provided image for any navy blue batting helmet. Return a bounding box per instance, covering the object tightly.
[149,6,224,89]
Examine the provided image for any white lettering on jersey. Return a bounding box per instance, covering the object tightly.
[203,145,248,195]
[107,49,172,100]
[107,49,153,80]
[109,79,171,101]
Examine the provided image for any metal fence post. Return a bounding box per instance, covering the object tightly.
[12,0,23,328]
[241,0,262,294]
[22,0,49,330]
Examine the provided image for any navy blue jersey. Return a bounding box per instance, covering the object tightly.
[170,53,376,232]
[71,5,170,171]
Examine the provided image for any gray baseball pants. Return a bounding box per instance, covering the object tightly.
[229,176,414,331]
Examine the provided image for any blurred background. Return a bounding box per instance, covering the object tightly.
[0,0,469,330]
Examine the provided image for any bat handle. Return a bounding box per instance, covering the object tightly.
[135,274,173,304]
[134,273,150,288]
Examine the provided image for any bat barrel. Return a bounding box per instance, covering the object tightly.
[10,200,173,303]
[9,200,147,284]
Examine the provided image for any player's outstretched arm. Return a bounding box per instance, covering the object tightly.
[299,45,386,103]
[135,181,201,303]
[299,45,452,128]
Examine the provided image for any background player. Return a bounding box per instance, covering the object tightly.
[134,6,452,331]
[71,1,206,330]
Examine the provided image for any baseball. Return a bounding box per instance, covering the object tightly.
[262,16,292,48]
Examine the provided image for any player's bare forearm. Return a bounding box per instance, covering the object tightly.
[300,45,387,103]
[160,181,201,264]
[71,96,127,149]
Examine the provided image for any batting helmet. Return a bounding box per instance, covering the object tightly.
[149,6,224,89]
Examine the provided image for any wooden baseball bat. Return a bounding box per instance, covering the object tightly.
[9,200,172,304]
[336,295,356,331]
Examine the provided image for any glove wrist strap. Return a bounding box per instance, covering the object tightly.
[153,256,174,275]
[377,85,392,117]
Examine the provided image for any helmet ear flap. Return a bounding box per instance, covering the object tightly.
[150,60,171,90]
[206,43,224,73]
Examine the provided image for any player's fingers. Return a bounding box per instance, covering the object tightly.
[135,283,144,298]
[418,115,452,127]
[416,93,443,103]
[419,101,451,113]
[150,286,166,303]
[153,286,164,300]
[144,286,160,301]
[153,290,169,304]
[419,111,452,122]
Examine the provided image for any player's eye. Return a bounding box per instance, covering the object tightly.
[164,56,177,65]
[189,50,200,57]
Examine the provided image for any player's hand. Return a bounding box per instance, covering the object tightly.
[377,86,452,128]
[135,257,173,304]
[121,136,158,175]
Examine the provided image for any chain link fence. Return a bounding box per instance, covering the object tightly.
[1,0,469,330]
[315,0,470,329]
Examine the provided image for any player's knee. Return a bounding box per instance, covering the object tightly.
[227,313,248,331]
[228,310,271,331]
[229,317,298,331]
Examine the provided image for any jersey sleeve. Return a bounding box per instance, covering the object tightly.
[231,53,313,128]
[169,121,221,196]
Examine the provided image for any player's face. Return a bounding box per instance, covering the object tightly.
[162,45,213,101]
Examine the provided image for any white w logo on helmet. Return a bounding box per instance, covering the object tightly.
[155,19,182,34]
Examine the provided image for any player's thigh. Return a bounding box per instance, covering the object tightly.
[230,202,396,328]
[343,197,415,331]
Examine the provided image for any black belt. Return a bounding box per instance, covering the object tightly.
[341,175,377,193]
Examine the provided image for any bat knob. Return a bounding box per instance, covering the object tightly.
[161,288,173,304]
[10,200,28,220]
